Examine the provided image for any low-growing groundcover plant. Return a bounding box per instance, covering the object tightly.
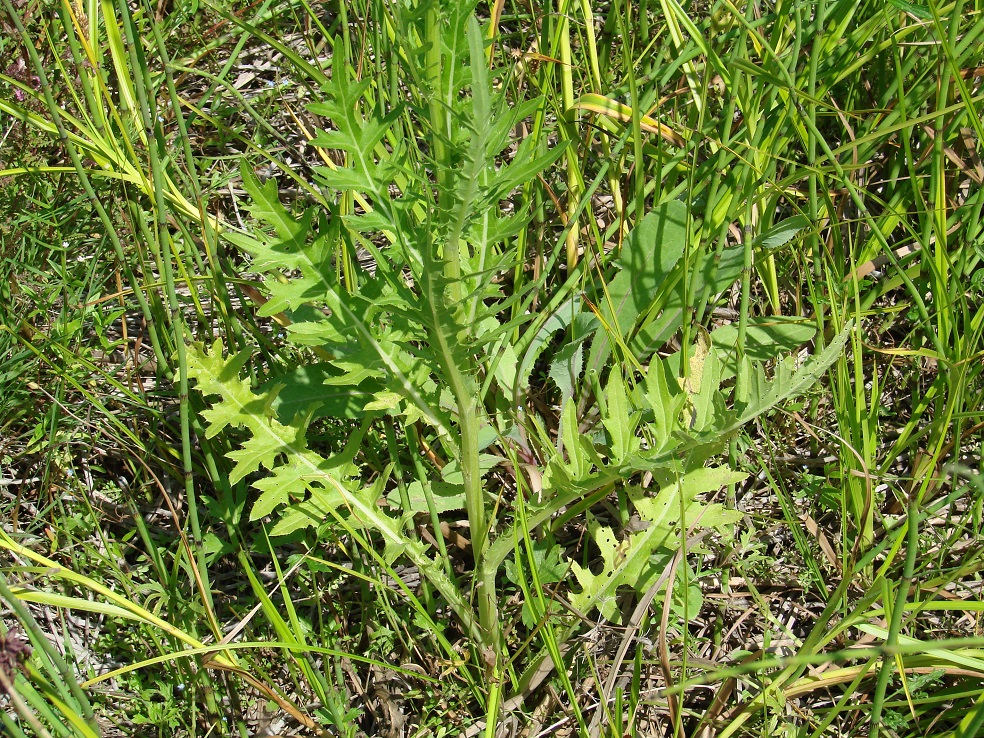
[1,0,984,735]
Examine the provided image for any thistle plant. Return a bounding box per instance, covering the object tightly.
[184,2,853,709]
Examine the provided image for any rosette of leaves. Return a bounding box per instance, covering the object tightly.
[188,5,853,674]
[212,19,560,507]
[190,13,565,650]
[502,322,849,626]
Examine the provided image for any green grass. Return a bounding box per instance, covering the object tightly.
[1,0,983,735]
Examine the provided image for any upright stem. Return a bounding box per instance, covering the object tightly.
[422,261,497,652]
[419,5,497,657]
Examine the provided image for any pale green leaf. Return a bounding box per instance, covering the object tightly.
[603,371,639,462]
[644,356,687,450]
[570,466,744,623]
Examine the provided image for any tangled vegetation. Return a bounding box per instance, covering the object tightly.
[0,0,982,736]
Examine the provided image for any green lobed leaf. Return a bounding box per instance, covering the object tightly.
[570,467,745,623]
[713,320,854,440]
[262,364,379,423]
[602,371,640,463]
[644,355,687,451]
[187,340,480,639]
